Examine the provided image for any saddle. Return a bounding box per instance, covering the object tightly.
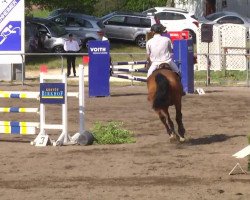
[158,63,181,79]
[158,63,185,96]
[158,63,172,71]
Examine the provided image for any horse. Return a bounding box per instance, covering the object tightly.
[147,63,185,142]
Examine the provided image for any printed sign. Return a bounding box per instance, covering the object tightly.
[88,40,110,97]
[0,21,21,50]
[35,134,50,147]
[169,31,189,42]
[89,46,109,55]
[40,83,65,104]
[0,0,24,61]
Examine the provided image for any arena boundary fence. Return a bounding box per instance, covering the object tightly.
[0,65,87,147]
[0,52,249,87]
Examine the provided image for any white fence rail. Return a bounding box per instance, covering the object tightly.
[0,49,249,86]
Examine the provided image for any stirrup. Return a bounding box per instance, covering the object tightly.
[175,72,181,79]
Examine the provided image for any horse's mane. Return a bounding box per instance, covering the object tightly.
[153,72,170,109]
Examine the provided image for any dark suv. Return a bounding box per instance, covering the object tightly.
[101,11,158,48]
[26,17,82,53]
[47,13,105,48]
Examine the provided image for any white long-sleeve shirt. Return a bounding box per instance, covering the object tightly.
[63,39,80,52]
[146,34,179,78]
[146,34,172,63]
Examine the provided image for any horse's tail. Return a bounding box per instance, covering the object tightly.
[153,73,170,109]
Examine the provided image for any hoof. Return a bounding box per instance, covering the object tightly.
[169,134,176,142]
[179,137,185,143]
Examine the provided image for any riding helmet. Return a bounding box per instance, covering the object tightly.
[150,24,167,33]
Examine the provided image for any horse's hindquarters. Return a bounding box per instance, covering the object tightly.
[147,68,185,142]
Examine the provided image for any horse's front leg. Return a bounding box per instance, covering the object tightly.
[175,103,185,142]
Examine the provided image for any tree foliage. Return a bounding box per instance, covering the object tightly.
[25,0,98,14]
[94,0,177,16]
[121,0,169,12]
[25,0,191,16]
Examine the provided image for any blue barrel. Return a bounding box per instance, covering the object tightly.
[88,40,110,97]
[173,39,194,94]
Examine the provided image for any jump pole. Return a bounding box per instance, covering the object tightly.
[79,64,85,134]
[71,65,87,144]
[110,61,148,83]
[112,68,148,73]
[111,74,147,82]
[72,64,95,145]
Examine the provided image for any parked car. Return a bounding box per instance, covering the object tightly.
[143,7,191,15]
[47,13,105,48]
[142,7,199,42]
[26,17,82,53]
[199,11,250,39]
[100,11,158,48]
[199,11,250,27]
[48,8,84,18]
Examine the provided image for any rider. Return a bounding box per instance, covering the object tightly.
[146,23,185,95]
[146,23,180,78]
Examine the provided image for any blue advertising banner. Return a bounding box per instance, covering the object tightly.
[173,39,194,94]
[88,40,110,97]
[40,83,65,104]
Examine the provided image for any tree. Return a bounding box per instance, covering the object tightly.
[24,0,196,16]
[25,0,98,14]
[117,0,194,12]
[121,0,167,12]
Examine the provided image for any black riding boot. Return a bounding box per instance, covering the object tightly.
[176,72,186,96]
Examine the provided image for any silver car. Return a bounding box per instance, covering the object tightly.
[47,13,105,48]
[199,11,250,39]
[101,11,158,48]
[199,11,250,26]
[26,17,82,53]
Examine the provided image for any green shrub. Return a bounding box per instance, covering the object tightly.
[92,121,135,144]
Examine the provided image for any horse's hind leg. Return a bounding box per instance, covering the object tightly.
[157,109,176,142]
[163,108,177,142]
[157,110,172,137]
[163,108,175,132]
[175,103,185,142]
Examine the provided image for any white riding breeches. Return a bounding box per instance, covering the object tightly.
[147,60,180,78]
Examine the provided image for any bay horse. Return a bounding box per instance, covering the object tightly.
[147,63,185,142]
